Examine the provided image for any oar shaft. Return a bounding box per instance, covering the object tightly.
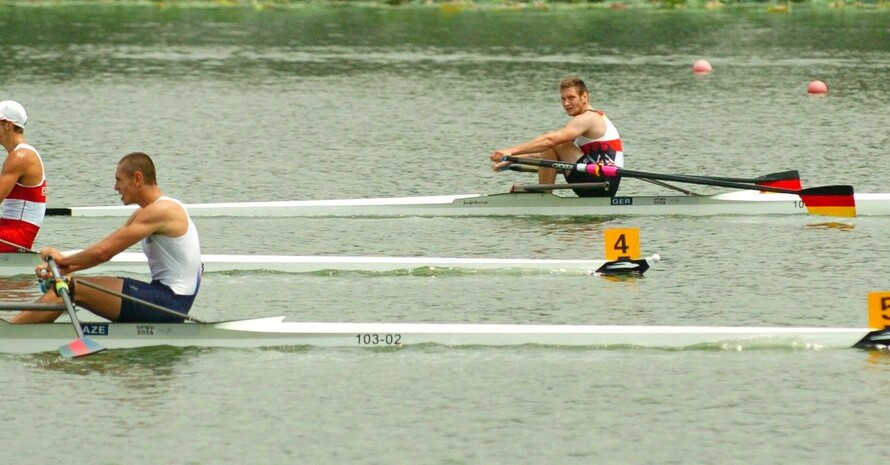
[47,258,86,340]
[503,157,799,194]
[511,182,608,192]
[637,177,700,196]
[0,303,67,311]
[506,165,538,173]
[505,158,797,184]
[602,166,803,194]
[697,170,799,184]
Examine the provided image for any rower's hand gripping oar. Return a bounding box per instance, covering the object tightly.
[0,238,202,325]
[45,257,106,358]
[0,238,105,357]
[502,157,857,218]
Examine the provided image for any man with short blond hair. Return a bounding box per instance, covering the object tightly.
[490,76,624,197]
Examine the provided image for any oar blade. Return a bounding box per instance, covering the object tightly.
[59,337,105,359]
[798,185,857,218]
[755,170,801,190]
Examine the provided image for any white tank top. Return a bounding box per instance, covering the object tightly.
[142,196,202,295]
[573,111,624,167]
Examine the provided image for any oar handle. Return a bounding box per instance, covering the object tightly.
[1,238,84,326]
[505,165,538,173]
[46,258,86,340]
[502,156,591,174]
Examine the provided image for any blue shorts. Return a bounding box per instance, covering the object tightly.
[119,278,198,323]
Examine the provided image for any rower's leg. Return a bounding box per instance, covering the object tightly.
[10,276,125,324]
[11,292,64,324]
[535,148,559,185]
[70,277,125,322]
[551,143,584,185]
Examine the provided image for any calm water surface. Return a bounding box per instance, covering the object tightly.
[1,4,889,464]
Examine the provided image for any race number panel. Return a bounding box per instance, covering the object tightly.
[604,228,640,260]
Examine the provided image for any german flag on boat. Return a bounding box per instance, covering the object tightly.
[797,185,857,218]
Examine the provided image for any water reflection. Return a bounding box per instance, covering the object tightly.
[21,346,204,396]
[0,277,42,302]
[863,349,890,371]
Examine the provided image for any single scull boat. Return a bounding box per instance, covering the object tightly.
[0,315,884,355]
[2,292,887,356]
[44,191,890,218]
[0,252,660,277]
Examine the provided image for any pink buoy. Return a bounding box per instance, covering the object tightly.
[692,59,712,75]
[807,80,828,94]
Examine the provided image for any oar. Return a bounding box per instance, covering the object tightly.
[638,171,800,196]
[0,303,67,311]
[621,170,802,197]
[694,170,800,185]
[0,238,204,324]
[507,162,798,196]
[509,163,799,186]
[46,257,106,358]
[502,157,856,218]
[510,182,609,193]
[506,165,539,173]
[637,177,700,195]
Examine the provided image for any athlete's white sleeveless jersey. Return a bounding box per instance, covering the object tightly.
[142,196,202,295]
[573,110,624,167]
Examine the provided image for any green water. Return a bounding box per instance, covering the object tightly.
[1,4,890,464]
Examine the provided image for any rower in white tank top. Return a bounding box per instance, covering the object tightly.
[573,109,624,167]
[143,196,202,295]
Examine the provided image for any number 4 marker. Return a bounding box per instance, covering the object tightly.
[604,228,641,261]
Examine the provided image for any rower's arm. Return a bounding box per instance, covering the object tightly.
[0,150,29,200]
[55,205,170,273]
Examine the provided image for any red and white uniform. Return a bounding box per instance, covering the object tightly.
[0,143,46,252]
[573,110,624,167]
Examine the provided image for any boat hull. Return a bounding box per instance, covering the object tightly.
[45,191,890,217]
[0,252,659,277]
[0,317,881,355]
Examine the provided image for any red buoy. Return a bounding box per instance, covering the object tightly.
[693,60,712,75]
[807,80,828,94]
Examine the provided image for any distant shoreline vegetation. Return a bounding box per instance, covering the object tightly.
[1,0,887,9]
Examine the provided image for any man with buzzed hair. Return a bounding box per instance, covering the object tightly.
[490,76,624,197]
[13,152,203,324]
